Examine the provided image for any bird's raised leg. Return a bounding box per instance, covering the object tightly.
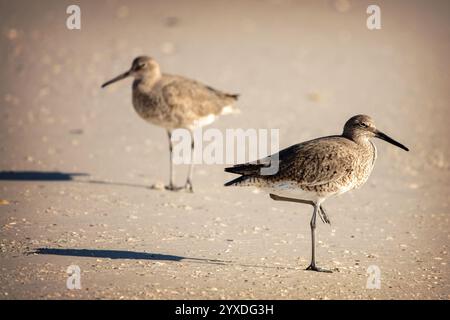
[184,130,194,193]
[269,194,331,224]
[165,130,183,191]
[269,193,314,206]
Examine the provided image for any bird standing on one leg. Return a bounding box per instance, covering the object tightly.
[102,56,239,192]
[224,115,409,272]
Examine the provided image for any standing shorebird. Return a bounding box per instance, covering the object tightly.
[225,115,409,272]
[102,56,239,192]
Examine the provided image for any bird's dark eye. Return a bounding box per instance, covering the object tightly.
[136,63,146,70]
[360,122,368,128]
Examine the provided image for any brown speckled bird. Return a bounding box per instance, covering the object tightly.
[225,115,409,272]
[102,56,239,192]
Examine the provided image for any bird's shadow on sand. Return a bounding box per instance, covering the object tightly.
[0,171,88,181]
[32,248,227,264]
[0,170,155,190]
[32,248,298,270]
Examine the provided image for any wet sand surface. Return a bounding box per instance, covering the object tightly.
[0,0,449,299]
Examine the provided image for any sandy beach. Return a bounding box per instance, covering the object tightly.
[0,0,449,299]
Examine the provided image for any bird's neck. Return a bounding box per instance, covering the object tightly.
[133,73,161,92]
[355,137,374,153]
[344,132,373,149]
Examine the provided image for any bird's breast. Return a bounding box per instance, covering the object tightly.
[352,141,377,189]
[132,88,167,124]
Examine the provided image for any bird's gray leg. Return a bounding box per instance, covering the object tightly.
[184,130,194,193]
[306,202,332,273]
[165,130,182,191]
[269,194,330,224]
[306,204,318,271]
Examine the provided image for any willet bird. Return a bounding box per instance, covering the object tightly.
[102,56,239,192]
[224,115,409,272]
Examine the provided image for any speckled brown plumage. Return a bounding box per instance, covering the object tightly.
[132,74,238,130]
[225,115,408,201]
[102,56,239,130]
[226,135,376,198]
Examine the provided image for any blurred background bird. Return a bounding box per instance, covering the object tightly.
[102,56,239,192]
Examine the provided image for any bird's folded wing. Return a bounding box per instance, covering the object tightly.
[278,140,357,186]
[162,78,237,118]
[225,138,356,187]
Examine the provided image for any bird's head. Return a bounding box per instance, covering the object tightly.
[343,114,409,151]
[101,56,161,88]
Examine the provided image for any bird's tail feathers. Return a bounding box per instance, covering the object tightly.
[224,175,262,187]
[227,93,240,100]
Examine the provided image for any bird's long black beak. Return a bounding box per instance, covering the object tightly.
[101,70,131,88]
[375,130,409,151]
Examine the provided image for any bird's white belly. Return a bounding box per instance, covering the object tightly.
[261,181,324,202]
[190,105,237,129]
[192,114,216,128]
